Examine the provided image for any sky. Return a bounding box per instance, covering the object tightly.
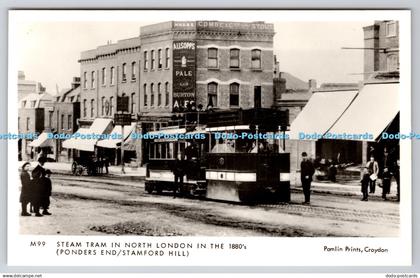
[12,12,372,94]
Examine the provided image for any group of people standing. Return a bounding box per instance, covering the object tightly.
[20,157,52,217]
[300,148,400,205]
[361,154,400,202]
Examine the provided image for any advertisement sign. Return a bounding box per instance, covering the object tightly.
[172,41,196,112]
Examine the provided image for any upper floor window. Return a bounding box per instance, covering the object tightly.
[157,83,162,106]
[158,49,163,69]
[251,49,261,69]
[83,99,87,117]
[101,96,105,115]
[83,72,87,89]
[122,63,127,82]
[31,101,36,108]
[165,48,170,68]
[110,67,115,85]
[230,49,240,68]
[131,92,136,114]
[151,50,155,70]
[207,82,218,108]
[386,21,397,37]
[68,115,72,130]
[144,84,148,107]
[208,48,218,68]
[110,97,114,115]
[131,62,137,81]
[165,82,170,106]
[150,83,155,106]
[90,99,95,118]
[91,71,96,88]
[143,51,148,70]
[229,83,240,107]
[101,67,106,85]
[26,118,30,131]
[61,114,65,130]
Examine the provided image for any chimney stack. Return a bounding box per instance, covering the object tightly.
[309,79,317,91]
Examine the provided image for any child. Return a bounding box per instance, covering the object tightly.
[41,169,53,215]
[382,167,391,201]
[361,167,370,201]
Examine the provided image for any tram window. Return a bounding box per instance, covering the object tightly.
[161,144,167,159]
[156,144,162,159]
[168,142,174,159]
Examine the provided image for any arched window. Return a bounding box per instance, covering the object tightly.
[144,84,148,107]
[90,99,95,118]
[122,63,127,81]
[101,67,106,85]
[101,96,105,115]
[110,67,115,85]
[229,83,240,107]
[207,82,218,108]
[131,61,137,80]
[131,93,136,114]
[165,48,170,68]
[158,49,162,69]
[150,83,155,106]
[91,71,96,88]
[251,49,261,69]
[83,99,87,117]
[151,50,155,70]
[157,83,162,106]
[110,97,114,115]
[143,51,148,70]
[165,82,170,106]
[83,72,87,89]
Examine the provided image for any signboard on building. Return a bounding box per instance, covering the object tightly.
[172,41,196,112]
[117,96,129,112]
[114,113,132,126]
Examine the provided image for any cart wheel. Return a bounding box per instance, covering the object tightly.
[145,183,154,194]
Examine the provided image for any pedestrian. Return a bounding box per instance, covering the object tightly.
[19,162,32,216]
[366,155,379,194]
[103,157,109,174]
[31,157,47,217]
[382,167,391,200]
[360,167,370,201]
[40,169,52,215]
[172,156,185,198]
[300,152,315,204]
[393,159,400,201]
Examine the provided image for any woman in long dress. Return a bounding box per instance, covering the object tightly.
[20,162,32,216]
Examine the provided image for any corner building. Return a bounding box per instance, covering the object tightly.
[139,20,275,125]
[78,21,276,164]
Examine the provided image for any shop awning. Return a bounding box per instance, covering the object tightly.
[97,122,136,149]
[147,128,186,136]
[289,90,358,140]
[327,82,399,141]
[28,132,53,148]
[62,118,113,152]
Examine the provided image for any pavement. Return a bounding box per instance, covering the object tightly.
[18,161,399,199]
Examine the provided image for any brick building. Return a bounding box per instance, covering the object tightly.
[363,20,399,80]
[77,20,276,165]
[44,77,81,162]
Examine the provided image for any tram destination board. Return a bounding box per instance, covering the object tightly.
[114,113,132,126]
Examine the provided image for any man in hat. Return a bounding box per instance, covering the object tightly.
[31,157,47,217]
[300,152,315,204]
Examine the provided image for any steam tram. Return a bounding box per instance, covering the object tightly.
[144,108,290,203]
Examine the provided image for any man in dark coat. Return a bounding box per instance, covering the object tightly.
[20,162,32,216]
[31,157,47,217]
[300,152,315,204]
[40,169,52,215]
[172,157,185,198]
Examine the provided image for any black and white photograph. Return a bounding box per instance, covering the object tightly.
[7,10,411,266]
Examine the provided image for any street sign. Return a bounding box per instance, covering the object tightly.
[114,113,132,126]
[117,96,129,112]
